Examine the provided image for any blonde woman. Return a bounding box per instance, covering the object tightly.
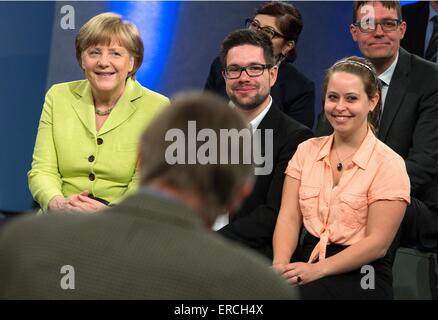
[28,13,168,212]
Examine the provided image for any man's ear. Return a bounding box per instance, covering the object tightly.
[350,24,358,42]
[269,65,278,88]
[399,21,407,39]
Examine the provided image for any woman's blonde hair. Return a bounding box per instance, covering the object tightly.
[75,12,144,79]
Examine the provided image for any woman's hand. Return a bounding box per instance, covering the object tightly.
[48,192,108,213]
[48,195,76,211]
[281,262,324,286]
[272,262,287,275]
[65,192,108,212]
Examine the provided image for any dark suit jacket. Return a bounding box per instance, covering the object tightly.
[218,102,313,259]
[316,48,438,249]
[0,192,299,299]
[401,1,429,58]
[205,56,315,129]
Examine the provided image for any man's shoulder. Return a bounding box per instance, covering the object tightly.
[274,107,313,138]
[411,55,438,75]
[255,107,312,163]
[399,48,438,75]
[0,209,298,299]
[389,50,438,93]
[0,211,91,247]
[201,236,299,299]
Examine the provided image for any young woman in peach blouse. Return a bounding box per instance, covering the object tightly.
[272,56,410,299]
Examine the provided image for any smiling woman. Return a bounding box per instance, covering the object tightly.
[80,44,134,115]
[272,56,411,299]
[28,12,169,213]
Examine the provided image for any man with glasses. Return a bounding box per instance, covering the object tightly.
[317,1,438,252]
[205,1,315,129]
[216,28,313,260]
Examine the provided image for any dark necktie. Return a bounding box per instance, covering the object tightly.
[375,78,387,133]
[425,16,438,62]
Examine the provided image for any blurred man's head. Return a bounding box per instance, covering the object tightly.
[220,29,278,114]
[139,92,254,226]
[350,1,406,74]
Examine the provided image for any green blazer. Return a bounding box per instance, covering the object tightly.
[0,191,300,299]
[28,78,168,211]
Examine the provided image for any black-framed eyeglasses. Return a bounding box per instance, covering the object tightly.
[353,18,401,33]
[223,64,272,80]
[245,18,286,40]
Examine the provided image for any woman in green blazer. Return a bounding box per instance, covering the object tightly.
[28,12,168,212]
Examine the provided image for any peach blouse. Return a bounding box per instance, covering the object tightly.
[285,129,410,262]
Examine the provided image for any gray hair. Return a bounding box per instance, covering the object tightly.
[140,91,254,221]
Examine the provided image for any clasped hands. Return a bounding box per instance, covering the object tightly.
[48,191,108,213]
[272,261,322,286]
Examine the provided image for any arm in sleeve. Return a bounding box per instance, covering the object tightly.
[406,80,438,194]
[368,154,411,205]
[27,88,63,211]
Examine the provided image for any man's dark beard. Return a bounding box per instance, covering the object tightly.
[230,92,268,110]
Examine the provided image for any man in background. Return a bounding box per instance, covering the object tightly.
[317,0,438,252]
[0,92,299,300]
[205,1,315,129]
[401,1,438,63]
[217,29,313,259]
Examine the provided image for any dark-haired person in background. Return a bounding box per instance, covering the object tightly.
[205,1,315,129]
[216,29,313,260]
[401,1,438,63]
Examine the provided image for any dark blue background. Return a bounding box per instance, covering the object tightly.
[0,1,416,212]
